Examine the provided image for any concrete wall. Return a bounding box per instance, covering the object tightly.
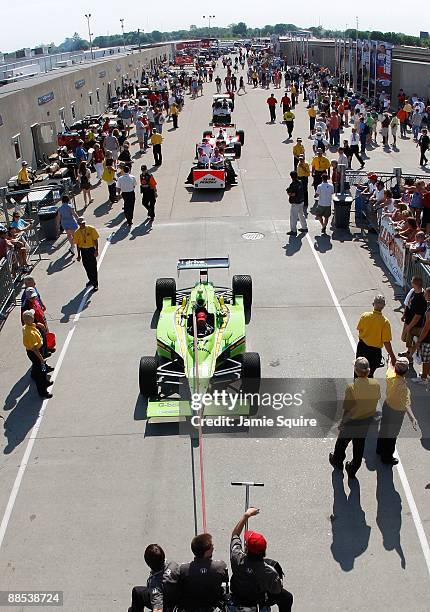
[0,44,174,186]
[392,60,430,102]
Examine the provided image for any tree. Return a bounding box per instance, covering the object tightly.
[190,25,197,31]
[151,30,163,42]
[232,22,247,37]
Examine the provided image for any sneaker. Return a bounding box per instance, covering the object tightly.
[93,285,99,292]
[40,392,53,399]
[321,227,327,234]
[345,461,357,479]
[287,230,297,236]
[381,457,399,466]
[329,452,343,470]
[299,228,308,233]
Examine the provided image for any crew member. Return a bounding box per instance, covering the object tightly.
[140,165,157,221]
[230,507,293,611]
[22,309,53,399]
[329,357,381,478]
[17,160,31,190]
[129,544,179,612]
[356,295,396,377]
[292,138,304,171]
[74,217,99,291]
[117,165,137,226]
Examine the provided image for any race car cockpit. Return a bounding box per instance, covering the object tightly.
[187,308,215,338]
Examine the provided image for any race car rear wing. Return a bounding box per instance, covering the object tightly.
[177,257,230,271]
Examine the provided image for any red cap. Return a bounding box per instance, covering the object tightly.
[244,530,267,554]
[196,311,207,323]
[368,173,378,180]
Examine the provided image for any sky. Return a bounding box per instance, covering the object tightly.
[1,1,421,53]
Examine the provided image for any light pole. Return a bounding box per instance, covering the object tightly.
[137,28,144,51]
[120,18,125,50]
[203,15,215,36]
[85,13,94,60]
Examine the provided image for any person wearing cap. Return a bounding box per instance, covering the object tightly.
[230,507,293,611]
[311,149,330,192]
[22,309,53,398]
[140,165,157,221]
[20,276,45,314]
[286,171,307,236]
[117,165,137,227]
[315,174,334,234]
[329,357,381,478]
[297,155,310,208]
[151,129,163,166]
[356,295,396,377]
[376,360,418,465]
[292,138,304,171]
[266,93,277,123]
[283,106,295,139]
[173,533,228,610]
[17,161,31,190]
[74,218,99,291]
[308,105,317,136]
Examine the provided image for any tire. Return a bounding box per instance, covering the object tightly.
[236,129,245,145]
[139,356,158,397]
[232,274,252,323]
[203,130,212,138]
[155,277,176,311]
[241,352,261,394]
[233,142,242,158]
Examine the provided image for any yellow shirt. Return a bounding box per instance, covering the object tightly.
[297,162,310,177]
[74,225,99,249]
[357,310,392,348]
[293,144,305,157]
[341,377,381,422]
[385,368,410,412]
[151,133,163,145]
[311,156,330,172]
[308,107,317,118]
[170,105,178,115]
[23,323,43,350]
[290,85,296,94]
[18,167,29,184]
[283,111,295,122]
[403,103,412,114]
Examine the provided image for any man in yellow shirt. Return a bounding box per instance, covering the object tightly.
[311,149,330,191]
[74,217,100,291]
[22,309,53,398]
[308,105,317,135]
[150,128,163,166]
[17,161,31,190]
[283,108,295,138]
[292,137,304,171]
[290,83,297,108]
[329,357,381,478]
[356,295,396,377]
[297,155,310,207]
[376,360,418,465]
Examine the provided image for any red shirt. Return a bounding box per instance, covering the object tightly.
[93,149,104,163]
[281,95,291,105]
[267,97,277,106]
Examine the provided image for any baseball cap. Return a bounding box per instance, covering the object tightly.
[299,154,305,159]
[244,530,267,554]
[368,173,377,180]
[77,216,85,224]
[25,288,37,299]
[22,161,28,166]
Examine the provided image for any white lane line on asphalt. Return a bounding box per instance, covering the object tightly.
[0,234,113,552]
[305,232,430,576]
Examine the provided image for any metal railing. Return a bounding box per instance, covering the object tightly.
[0,255,16,319]
[404,250,430,289]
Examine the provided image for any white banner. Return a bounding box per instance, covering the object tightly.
[378,216,406,286]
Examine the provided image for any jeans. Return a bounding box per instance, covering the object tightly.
[330,128,340,146]
[412,124,420,139]
[290,202,307,232]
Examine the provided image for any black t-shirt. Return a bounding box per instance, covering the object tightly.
[176,558,228,607]
[405,291,427,326]
[287,179,304,204]
[419,134,430,149]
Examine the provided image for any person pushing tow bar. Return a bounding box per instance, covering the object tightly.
[229,482,293,612]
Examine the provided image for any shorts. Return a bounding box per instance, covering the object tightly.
[401,324,423,348]
[419,342,430,363]
[315,205,332,218]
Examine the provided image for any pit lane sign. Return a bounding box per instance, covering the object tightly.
[378,216,405,286]
[193,168,225,189]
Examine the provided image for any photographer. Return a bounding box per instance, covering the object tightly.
[230,507,293,611]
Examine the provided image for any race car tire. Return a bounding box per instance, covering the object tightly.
[203,130,212,138]
[234,142,242,158]
[232,274,252,323]
[236,130,245,145]
[241,352,261,394]
[155,277,177,311]
[139,355,158,397]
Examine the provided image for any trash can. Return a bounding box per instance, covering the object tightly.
[38,205,60,240]
[333,194,353,229]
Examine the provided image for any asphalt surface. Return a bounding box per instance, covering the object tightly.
[1,64,430,611]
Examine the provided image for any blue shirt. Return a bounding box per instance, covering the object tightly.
[10,219,27,230]
[75,146,88,162]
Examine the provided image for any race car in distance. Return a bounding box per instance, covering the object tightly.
[212,94,234,124]
[139,258,260,418]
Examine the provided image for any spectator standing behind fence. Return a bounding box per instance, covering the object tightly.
[22,309,53,399]
[356,295,396,377]
[58,195,79,256]
[329,357,381,478]
[74,217,99,291]
[376,360,418,465]
[230,507,293,611]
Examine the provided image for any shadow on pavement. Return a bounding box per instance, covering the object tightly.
[38,236,69,256]
[282,233,305,256]
[375,463,406,569]
[129,219,153,240]
[106,212,125,228]
[46,251,75,275]
[60,288,90,323]
[313,234,333,253]
[93,199,113,217]
[109,222,130,244]
[188,188,225,203]
[133,394,147,421]
[2,371,30,412]
[330,470,371,571]
[3,380,43,455]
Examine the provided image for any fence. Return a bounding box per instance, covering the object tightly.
[404,251,430,289]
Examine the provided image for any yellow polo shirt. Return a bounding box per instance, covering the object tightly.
[357,310,392,348]
[311,156,330,172]
[341,377,381,422]
[23,323,43,350]
[283,111,295,122]
[293,143,304,158]
[308,107,317,118]
[74,225,99,249]
[151,133,163,145]
[385,368,410,412]
[18,167,29,184]
[297,162,310,177]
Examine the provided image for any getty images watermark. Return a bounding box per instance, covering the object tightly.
[190,389,318,429]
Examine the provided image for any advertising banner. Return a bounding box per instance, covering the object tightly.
[378,216,406,286]
[356,40,363,93]
[369,40,378,99]
[375,41,393,99]
[361,40,371,97]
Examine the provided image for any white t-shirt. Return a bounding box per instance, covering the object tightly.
[316,182,334,206]
[117,173,137,193]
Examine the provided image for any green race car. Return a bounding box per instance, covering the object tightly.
[139,258,261,418]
